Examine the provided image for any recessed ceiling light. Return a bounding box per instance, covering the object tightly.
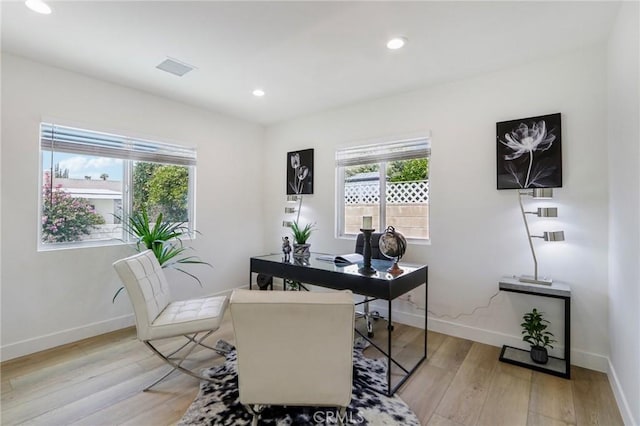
[386,37,407,50]
[252,89,265,97]
[25,0,52,14]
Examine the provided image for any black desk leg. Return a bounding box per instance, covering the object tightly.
[424,279,428,362]
[565,296,571,379]
[387,299,393,396]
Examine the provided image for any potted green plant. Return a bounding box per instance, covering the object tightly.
[113,208,210,302]
[521,308,556,364]
[290,221,315,259]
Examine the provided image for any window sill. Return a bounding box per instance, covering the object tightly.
[337,233,431,246]
[37,238,128,252]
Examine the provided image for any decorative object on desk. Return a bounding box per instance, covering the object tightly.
[379,226,407,275]
[287,149,314,195]
[362,215,373,230]
[256,273,273,290]
[497,112,562,189]
[521,308,556,364]
[358,228,377,275]
[282,236,291,262]
[178,339,420,426]
[316,253,364,265]
[291,221,315,259]
[516,188,565,285]
[112,207,210,302]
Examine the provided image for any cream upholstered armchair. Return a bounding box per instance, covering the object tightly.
[230,289,355,424]
[113,250,228,391]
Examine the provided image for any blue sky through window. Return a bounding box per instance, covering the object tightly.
[43,151,123,181]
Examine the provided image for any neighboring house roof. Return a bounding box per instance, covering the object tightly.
[46,177,123,200]
[346,172,383,183]
[64,188,122,200]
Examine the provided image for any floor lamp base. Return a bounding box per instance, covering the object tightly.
[518,275,553,285]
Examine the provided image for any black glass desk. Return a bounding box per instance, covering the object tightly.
[249,253,428,396]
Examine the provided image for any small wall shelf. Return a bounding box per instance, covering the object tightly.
[498,277,571,379]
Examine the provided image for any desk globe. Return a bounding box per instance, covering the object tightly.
[379,226,407,275]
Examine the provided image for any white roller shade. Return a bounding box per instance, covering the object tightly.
[336,138,430,167]
[41,123,196,166]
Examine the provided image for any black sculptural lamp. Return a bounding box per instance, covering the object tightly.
[379,226,407,276]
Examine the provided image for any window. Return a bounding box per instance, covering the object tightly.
[336,138,430,241]
[39,123,196,249]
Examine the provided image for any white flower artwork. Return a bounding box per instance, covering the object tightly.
[287,149,314,194]
[496,113,562,189]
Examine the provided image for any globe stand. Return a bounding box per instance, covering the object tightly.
[358,228,377,276]
[387,260,404,276]
[379,226,407,277]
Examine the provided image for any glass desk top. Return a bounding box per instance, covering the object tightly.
[251,252,424,282]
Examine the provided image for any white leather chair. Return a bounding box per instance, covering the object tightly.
[230,289,355,425]
[113,250,228,391]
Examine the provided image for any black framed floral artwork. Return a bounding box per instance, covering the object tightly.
[287,149,314,195]
[496,113,562,189]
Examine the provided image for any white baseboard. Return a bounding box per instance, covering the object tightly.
[371,302,609,373]
[0,314,135,362]
[607,358,638,426]
[0,287,240,363]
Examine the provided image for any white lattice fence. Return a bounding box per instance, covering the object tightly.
[344,180,429,205]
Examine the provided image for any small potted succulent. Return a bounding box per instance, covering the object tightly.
[521,308,556,364]
[290,221,314,259]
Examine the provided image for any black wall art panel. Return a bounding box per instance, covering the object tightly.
[497,113,562,189]
[287,149,314,195]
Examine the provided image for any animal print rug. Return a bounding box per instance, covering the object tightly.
[178,339,420,425]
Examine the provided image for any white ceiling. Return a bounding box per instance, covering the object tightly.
[1,1,621,125]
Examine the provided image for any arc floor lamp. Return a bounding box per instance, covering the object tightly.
[518,188,565,285]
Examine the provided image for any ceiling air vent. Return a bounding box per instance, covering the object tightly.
[156,57,195,77]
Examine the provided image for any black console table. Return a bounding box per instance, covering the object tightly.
[498,277,571,379]
[249,253,428,395]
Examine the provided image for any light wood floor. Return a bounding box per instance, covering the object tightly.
[1,313,623,426]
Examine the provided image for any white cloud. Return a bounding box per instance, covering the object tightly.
[58,156,122,179]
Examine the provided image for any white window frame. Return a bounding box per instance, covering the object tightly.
[335,137,431,242]
[38,122,197,251]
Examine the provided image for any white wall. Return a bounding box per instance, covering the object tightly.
[264,45,610,371]
[0,54,265,360]
[607,2,640,424]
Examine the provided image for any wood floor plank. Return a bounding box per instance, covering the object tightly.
[477,371,530,426]
[434,363,494,426]
[529,371,576,424]
[428,336,473,371]
[2,363,145,425]
[495,358,533,381]
[571,367,624,426]
[462,342,500,371]
[427,413,466,426]
[527,411,575,426]
[399,363,455,424]
[71,382,197,426]
[426,330,447,359]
